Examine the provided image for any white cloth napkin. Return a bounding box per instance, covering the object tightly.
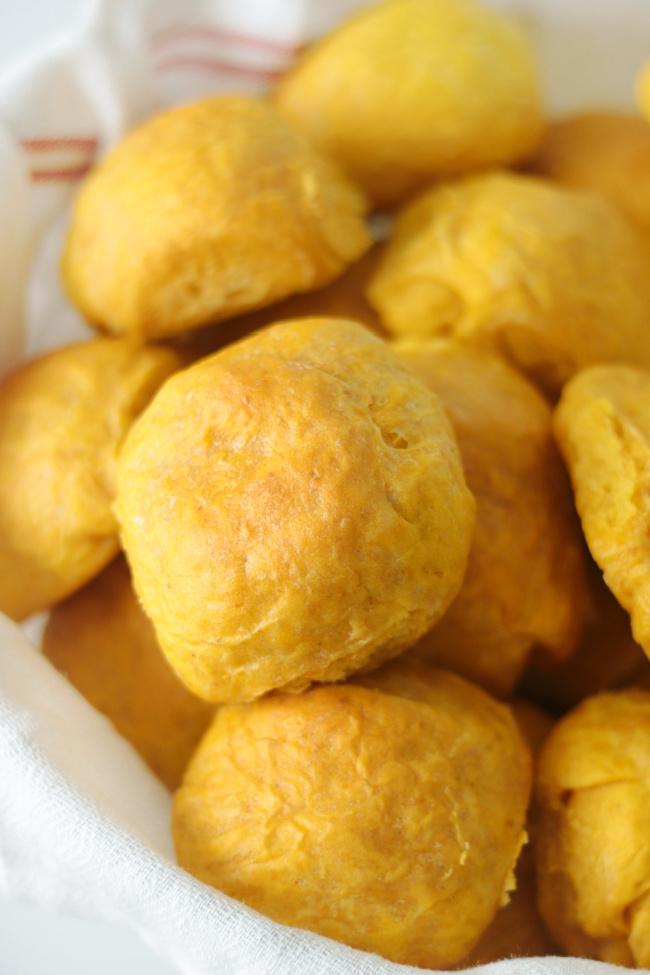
[0,1,648,972]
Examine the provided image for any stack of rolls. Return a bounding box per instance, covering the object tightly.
[4,0,650,966]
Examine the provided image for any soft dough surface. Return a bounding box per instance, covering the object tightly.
[62,96,371,340]
[535,689,650,967]
[116,318,475,702]
[397,340,588,696]
[173,661,531,969]
[273,0,543,206]
[554,364,650,658]
[0,337,182,621]
[367,172,650,395]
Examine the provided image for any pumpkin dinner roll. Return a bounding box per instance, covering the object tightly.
[368,172,650,396]
[273,0,543,207]
[0,337,182,621]
[116,318,475,703]
[173,661,531,968]
[530,112,650,239]
[62,96,371,341]
[554,364,650,659]
[535,689,650,967]
[43,555,215,791]
[396,340,588,697]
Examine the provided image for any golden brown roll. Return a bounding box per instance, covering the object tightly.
[530,112,650,237]
[273,0,543,207]
[554,364,650,659]
[62,96,371,340]
[535,689,650,967]
[116,318,475,703]
[397,340,587,697]
[0,337,182,621]
[173,660,531,969]
[43,555,214,791]
[367,172,650,396]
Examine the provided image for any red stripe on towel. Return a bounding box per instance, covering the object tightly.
[150,25,301,58]
[31,163,93,182]
[154,56,285,81]
[21,138,97,153]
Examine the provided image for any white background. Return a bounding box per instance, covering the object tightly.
[0,1,84,68]
[0,6,180,974]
